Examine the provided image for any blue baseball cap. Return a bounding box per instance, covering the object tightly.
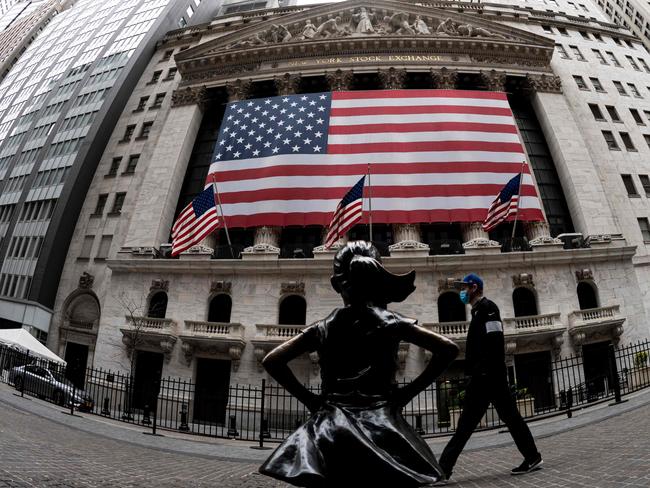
[455,273,483,290]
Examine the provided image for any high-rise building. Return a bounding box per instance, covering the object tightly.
[46,0,650,408]
[594,0,650,52]
[0,0,21,17]
[0,0,219,340]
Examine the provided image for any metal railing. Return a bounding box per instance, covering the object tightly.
[0,339,648,444]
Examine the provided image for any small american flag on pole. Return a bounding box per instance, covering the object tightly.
[324,175,366,249]
[482,172,522,232]
[171,185,220,256]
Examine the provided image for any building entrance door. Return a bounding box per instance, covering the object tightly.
[132,350,163,410]
[64,342,89,389]
[193,358,231,424]
[582,341,611,401]
[514,351,554,412]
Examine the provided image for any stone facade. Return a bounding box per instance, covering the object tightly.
[48,0,650,393]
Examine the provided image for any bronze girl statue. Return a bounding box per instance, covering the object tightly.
[260,241,459,487]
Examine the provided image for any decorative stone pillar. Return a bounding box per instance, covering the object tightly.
[274,72,301,96]
[388,224,429,257]
[325,69,353,91]
[225,78,253,102]
[378,67,407,90]
[242,226,281,260]
[525,221,563,249]
[313,228,347,259]
[480,69,507,92]
[523,73,563,95]
[122,85,207,254]
[461,222,500,254]
[431,67,458,89]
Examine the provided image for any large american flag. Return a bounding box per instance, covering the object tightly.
[482,172,522,232]
[207,90,545,227]
[171,185,220,256]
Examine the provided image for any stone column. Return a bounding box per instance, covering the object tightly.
[525,221,563,249]
[325,69,353,92]
[480,69,507,92]
[431,67,458,89]
[377,67,407,90]
[525,74,617,236]
[461,222,500,254]
[122,86,207,255]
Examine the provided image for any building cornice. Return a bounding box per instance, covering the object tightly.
[107,245,637,276]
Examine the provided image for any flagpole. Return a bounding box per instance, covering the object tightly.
[510,160,526,240]
[367,163,373,242]
[212,180,234,259]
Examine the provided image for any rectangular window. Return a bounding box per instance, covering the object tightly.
[134,96,149,111]
[107,157,121,176]
[606,105,621,121]
[164,67,177,80]
[570,45,586,61]
[178,16,187,28]
[79,235,94,259]
[602,130,619,149]
[542,25,553,33]
[593,32,603,41]
[556,44,570,59]
[628,83,642,97]
[589,104,605,120]
[96,235,112,259]
[149,70,162,83]
[120,124,135,142]
[626,55,641,70]
[579,30,590,39]
[622,174,639,196]
[160,49,173,61]
[639,58,650,73]
[613,81,628,95]
[574,75,588,90]
[110,192,126,214]
[151,93,165,109]
[606,51,621,66]
[630,108,645,124]
[620,131,636,150]
[186,5,194,17]
[124,155,139,174]
[638,217,650,241]
[557,27,569,35]
[592,49,608,64]
[639,175,650,196]
[93,194,108,216]
[138,122,153,139]
[590,77,605,92]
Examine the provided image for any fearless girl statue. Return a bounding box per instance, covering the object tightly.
[260,241,459,487]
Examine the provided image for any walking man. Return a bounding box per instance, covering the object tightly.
[438,273,542,483]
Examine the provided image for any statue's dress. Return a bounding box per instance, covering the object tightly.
[259,306,444,487]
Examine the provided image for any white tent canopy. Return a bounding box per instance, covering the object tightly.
[0,328,66,365]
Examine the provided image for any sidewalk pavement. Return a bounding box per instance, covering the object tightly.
[1,381,649,463]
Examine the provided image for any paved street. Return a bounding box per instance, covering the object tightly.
[0,389,649,487]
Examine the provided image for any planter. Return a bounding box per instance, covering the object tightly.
[517,397,535,418]
[627,366,650,389]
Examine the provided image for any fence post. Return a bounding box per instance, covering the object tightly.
[608,343,626,406]
[251,379,271,450]
[70,384,76,415]
[20,350,29,398]
[566,387,573,419]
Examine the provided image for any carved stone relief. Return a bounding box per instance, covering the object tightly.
[211,281,233,294]
[281,281,305,295]
[325,69,354,91]
[274,72,302,95]
[150,279,169,293]
[575,269,593,281]
[378,67,407,90]
[512,273,534,288]
[171,85,207,108]
[78,272,94,290]
[225,79,253,102]
[431,67,458,89]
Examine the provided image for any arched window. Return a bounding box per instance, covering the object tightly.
[278,295,306,325]
[513,287,538,317]
[66,293,100,328]
[148,292,168,319]
[577,282,599,310]
[437,292,466,322]
[208,294,232,323]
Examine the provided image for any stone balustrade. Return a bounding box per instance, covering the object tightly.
[125,315,176,331]
[504,313,562,330]
[425,321,470,338]
[184,320,244,339]
[568,305,619,325]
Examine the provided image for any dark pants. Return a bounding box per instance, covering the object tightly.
[439,374,539,473]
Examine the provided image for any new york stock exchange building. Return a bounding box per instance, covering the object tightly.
[49,0,650,429]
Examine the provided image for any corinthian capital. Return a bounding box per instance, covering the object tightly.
[274,73,302,96]
[524,73,562,94]
[378,67,407,90]
[325,69,354,91]
[225,78,253,102]
[480,69,507,92]
[431,67,458,89]
[171,85,208,109]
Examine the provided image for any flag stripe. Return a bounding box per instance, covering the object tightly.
[331,89,509,101]
[328,131,521,145]
[329,113,515,125]
[328,122,519,135]
[327,141,525,155]
[171,186,220,256]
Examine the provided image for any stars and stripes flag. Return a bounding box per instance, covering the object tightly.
[171,185,220,256]
[481,172,523,232]
[324,175,366,249]
[207,90,545,227]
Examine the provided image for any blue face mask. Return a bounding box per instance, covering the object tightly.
[459,290,470,304]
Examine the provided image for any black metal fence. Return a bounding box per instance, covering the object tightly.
[0,339,649,444]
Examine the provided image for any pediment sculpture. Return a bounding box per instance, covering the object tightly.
[226,8,507,50]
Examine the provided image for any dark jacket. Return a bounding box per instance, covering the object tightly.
[464,296,507,378]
